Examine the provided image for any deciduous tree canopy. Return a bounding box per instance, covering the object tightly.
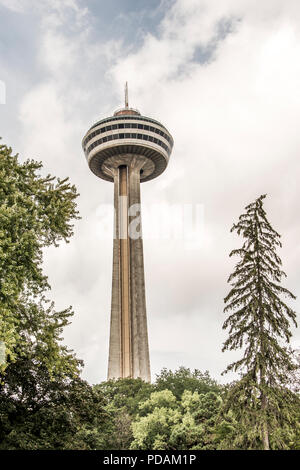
[0,142,80,377]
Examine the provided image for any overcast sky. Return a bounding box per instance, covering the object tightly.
[0,0,299,385]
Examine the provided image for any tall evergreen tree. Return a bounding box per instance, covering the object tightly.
[222,194,298,450]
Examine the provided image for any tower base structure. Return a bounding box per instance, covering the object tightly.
[107,157,151,382]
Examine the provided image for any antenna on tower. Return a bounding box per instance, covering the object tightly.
[125,82,129,109]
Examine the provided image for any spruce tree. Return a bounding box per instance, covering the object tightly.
[222,194,298,450]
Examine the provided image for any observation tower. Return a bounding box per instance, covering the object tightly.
[82,84,174,382]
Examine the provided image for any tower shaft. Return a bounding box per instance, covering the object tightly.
[83,105,173,384]
[108,160,151,382]
[119,165,131,378]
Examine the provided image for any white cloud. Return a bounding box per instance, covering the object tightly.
[0,80,5,104]
[0,0,25,12]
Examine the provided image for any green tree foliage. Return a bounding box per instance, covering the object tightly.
[0,141,109,450]
[0,142,80,377]
[96,377,154,416]
[222,194,299,450]
[0,357,108,449]
[94,378,154,449]
[154,367,219,399]
[91,369,222,451]
[129,368,222,450]
[131,390,181,450]
[130,388,222,450]
[94,378,153,450]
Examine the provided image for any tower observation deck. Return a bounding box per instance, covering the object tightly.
[82,85,174,382]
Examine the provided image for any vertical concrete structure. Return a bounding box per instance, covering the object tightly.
[82,87,174,382]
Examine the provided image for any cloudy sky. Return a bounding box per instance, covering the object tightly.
[0,0,299,385]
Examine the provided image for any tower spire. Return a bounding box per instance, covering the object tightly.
[125,81,129,109]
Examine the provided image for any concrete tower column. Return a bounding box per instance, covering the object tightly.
[107,168,121,379]
[108,159,150,382]
[128,159,150,381]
